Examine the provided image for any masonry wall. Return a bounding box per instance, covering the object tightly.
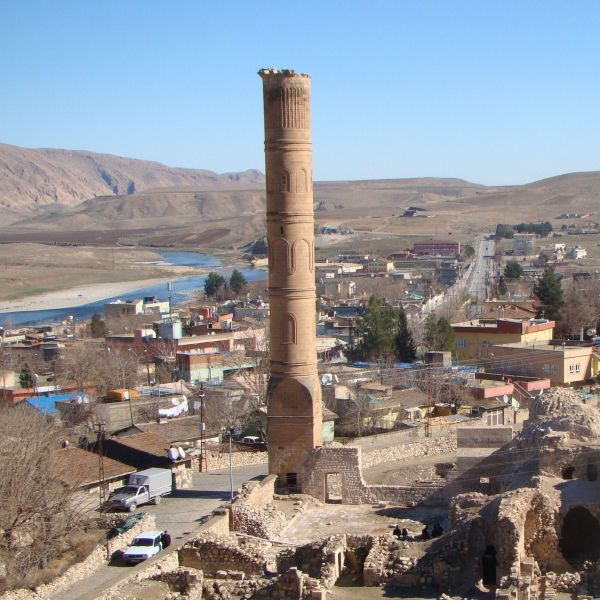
[301,446,444,505]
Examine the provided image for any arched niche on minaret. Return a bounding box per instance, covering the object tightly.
[281,313,297,345]
[291,239,312,274]
[269,237,290,274]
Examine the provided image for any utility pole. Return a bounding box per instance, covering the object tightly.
[94,421,110,559]
[229,427,234,501]
[199,382,207,472]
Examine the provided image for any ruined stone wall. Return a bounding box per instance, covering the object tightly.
[358,435,456,469]
[179,536,266,577]
[302,445,445,504]
[230,474,288,538]
[235,474,276,508]
[200,509,231,537]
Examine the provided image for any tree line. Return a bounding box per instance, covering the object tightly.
[495,222,553,239]
[204,269,247,298]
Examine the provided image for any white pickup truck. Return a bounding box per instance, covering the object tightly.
[105,468,172,512]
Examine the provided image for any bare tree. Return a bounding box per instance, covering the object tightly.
[326,385,376,437]
[556,280,600,338]
[0,404,85,588]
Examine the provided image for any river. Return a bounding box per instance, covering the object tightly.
[0,251,266,327]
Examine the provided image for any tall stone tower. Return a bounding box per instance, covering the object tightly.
[258,68,322,488]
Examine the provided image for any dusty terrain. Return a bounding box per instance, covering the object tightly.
[0,243,205,306]
[0,142,264,214]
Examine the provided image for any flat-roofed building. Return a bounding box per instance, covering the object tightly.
[487,341,599,386]
[452,318,555,360]
[413,239,461,257]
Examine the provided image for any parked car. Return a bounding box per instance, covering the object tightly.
[104,468,172,512]
[238,436,267,450]
[122,530,164,563]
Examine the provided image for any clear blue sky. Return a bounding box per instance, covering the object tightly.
[2,1,599,185]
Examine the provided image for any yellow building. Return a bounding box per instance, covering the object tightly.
[488,342,600,386]
[452,318,555,361]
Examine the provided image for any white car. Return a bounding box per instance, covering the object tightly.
[122,530,164,564]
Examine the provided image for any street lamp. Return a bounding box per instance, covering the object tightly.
[228,426,235,501]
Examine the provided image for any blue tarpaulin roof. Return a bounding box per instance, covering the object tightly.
[25,392,85,415]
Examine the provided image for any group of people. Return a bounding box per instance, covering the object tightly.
[393,523,443,542]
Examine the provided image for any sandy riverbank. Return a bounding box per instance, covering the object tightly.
[0,277,179,314]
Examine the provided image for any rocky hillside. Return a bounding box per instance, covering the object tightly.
[0,142,264,213]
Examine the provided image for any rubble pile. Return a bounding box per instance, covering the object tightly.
[545,570,581,592]
[232,503,287,539]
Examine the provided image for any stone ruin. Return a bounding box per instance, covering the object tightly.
[291,387,600,598]
[365,386,600,599]
[90,387,600,599]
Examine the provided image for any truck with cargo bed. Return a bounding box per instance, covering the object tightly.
[104,468,172,512]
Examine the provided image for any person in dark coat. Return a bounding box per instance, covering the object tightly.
[421,525,430,541]
[393,525,402,539]
[432,523,443,538]
[162,530,171,548]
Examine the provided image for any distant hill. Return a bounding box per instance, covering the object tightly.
[3,141,600,251]
[0,142,264,213]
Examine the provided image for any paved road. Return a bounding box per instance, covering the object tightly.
[56,463,268,600]
[466,235,495,302]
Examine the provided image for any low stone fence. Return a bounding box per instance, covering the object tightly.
[193,446,268,472]
[98,552,180,600]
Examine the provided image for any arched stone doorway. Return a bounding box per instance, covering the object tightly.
[559,506,600,566]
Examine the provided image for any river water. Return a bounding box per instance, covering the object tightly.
[0,251,266,327]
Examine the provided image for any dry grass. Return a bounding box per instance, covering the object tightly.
[0,243,184,302]
[8,529,105,591]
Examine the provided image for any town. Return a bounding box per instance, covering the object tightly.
[1,65,600,600]
[6,1,600,598]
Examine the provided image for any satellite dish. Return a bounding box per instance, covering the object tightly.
[587,328,597,337]
[502,394,509,404]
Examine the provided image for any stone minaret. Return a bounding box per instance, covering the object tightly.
[258,68,322,487]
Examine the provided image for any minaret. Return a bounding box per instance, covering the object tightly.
[258,68,322,488]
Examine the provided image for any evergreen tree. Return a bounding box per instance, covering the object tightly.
[354,296,397,361]
[19,363,34,388]
[504,260,524,279]
[423,314,455,351]
[204,272,226,297]
[229,269,248,295]
[90,313,106,338]
[394,306,416,361]
[534,266,563,320]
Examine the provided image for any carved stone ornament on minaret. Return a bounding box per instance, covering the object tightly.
[258,68,323,488]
